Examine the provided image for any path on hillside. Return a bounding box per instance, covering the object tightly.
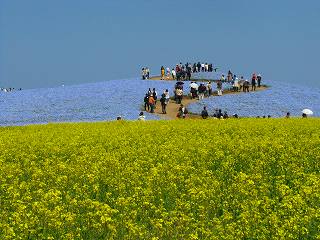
[147,84,268,120]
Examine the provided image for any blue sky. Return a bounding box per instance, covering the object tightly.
[0,0,319,89]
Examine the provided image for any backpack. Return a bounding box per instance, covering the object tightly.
[160,96,166,104]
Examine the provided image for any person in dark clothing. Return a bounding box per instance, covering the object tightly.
[213,109,218,118]
[192,63,197,73]
[243,80,250,92]
[152,88,158,105]
[217,109,223,119]
[257,74,262,87]
[186,67,192,80]
[144,94,149,111]
[286,112,290,118]
[178,104,188,118]
[201,106,209,119]
[223,111,229,119]
[251,73,257,91]
[197,62,201,72]
[160,93,167,114]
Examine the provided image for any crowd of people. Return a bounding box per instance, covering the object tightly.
[137,66,314,120]
[217,71,263,93]
[1,87,22,92]
[143,87,170,114]
[117,109,311,121]
[141,67,150,80]
[159,62,217,81]
[200,107,236,119]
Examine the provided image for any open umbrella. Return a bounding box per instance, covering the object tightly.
[190,82,198,89]
[176,81,184,85]
[302,109,313,115]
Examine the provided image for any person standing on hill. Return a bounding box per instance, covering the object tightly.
[198,83,206,100]
[197,62,201,72]
[243,79,250,92]
[193,63,197,72]
[217,80,223,96]
[257,74,262,87]
[233,77,239,92]
[144,93,150,111]
[141,68,146,80]
[220,74,225,82]
[161,66,165,80]
[175,87,183,104]
[171,68,176,80]
[227,70,233,82]
[206,81,212,96]
[160,93,167,114]
[164,89,170,105]
[166,67,171,79]
[152,88,158,105]
[251,73,257,91]
[186,66,192,80]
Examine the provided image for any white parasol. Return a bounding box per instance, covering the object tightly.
[302,109,313,115]
[190,82,198,89]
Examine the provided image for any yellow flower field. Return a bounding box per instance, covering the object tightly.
[0,119,319,239]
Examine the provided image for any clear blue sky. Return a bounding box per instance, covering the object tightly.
[1,0,319,89]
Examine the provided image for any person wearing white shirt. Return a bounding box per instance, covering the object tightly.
[205,63,208,72]
[171,69,176,80]
[164,89,170,104]
[138,112,145,121]
[233,77,239,92]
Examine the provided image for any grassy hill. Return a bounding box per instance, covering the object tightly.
[0,119,319,239]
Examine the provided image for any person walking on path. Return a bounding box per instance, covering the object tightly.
[160,93,167,114]
[201,106,209,119]
[148,95,156,113]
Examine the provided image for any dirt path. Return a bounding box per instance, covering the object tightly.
[146,86,268,120]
